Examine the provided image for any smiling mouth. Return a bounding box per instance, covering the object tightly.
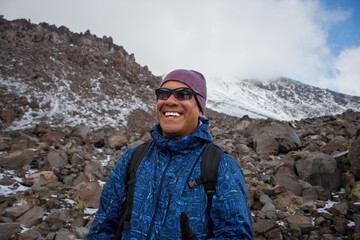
[164,112,181,117]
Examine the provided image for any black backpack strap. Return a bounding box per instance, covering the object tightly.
[202,143,224,238]
[187,143,224,200]
[201,143,224,208]
[187,142,224,238]
[114,141,152,240]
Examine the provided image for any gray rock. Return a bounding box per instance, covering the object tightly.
[245,120,301,155]
[5,204,30,219]
[252,218,278,235]
[70,153,85,165]
[295,152,341,190]
[71,125,90,142]
[25,171,58,187]
[63,174,77,185]
[107,134,128,149]
[321,234,338,240]
[19,229,42,240]
[46,232,56,240]
[261,203,277,219]
[0,217,12,223]
[286,214,312,226]
[328,202,348,216]
[47,150,68,168]
[75,226,89,239]
[16,206,44,228]
[34,222,50,235]
[302,186,318,201]
[72,182,102,208]
[45,209,70,231]
[55,228,76,240]
[0,150,34,170]
[84,160,103,178]
[299,200,316,212]
[0,222,21,239]
[259,195,273,205]
[349,137,360,178]
[273,172,303,196]
[254,132,279,155]
[31,25,45,42]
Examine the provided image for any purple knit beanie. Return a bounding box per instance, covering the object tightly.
[160,69,207,113]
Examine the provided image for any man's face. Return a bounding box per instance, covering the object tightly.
[156,80,203,139]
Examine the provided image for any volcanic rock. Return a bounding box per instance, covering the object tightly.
[295,152,341,190]
[348,136,360,178]
[0,150,34,170]
[0,222,21,239]
[16,206,44,228]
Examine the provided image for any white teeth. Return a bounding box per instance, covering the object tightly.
[165,112,180,117]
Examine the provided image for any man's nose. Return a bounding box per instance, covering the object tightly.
[165,93,178,104]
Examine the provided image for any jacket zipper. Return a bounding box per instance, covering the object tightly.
[146,151,173,240]
[161,177,177,225]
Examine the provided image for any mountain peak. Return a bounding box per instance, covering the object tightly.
[207,77,360,120]
[1,17,359,132]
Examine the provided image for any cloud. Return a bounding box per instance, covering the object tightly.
[2,0,357,95]
[104,0,352,85]
[329,46,360,96]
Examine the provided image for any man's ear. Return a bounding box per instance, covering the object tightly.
[198,111,203,119]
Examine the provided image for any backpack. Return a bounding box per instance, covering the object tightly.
[114,141,225,239]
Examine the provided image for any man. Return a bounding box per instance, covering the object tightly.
[87,69,254,239]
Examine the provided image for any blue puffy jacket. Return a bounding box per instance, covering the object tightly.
[87,118,254,239]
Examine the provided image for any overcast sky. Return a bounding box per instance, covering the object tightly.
[1,0,360,96]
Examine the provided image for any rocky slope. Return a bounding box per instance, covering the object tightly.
[0,16,160,133]
[0,17,360,239]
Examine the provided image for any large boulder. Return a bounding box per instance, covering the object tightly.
[349,137,360,178]
[0,150,34,170]
[295,152,341,190]
[245,120,301,155]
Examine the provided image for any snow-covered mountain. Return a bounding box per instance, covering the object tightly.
[1,17,359,133]
[207,77,360,120]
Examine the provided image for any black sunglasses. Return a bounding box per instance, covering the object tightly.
[155,87,204,101]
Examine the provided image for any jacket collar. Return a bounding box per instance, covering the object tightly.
[151,117,213,153]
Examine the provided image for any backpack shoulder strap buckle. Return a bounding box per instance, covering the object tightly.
[187,177,202,188]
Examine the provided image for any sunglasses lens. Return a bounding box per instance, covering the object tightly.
[174,89,193,100]
[156,89,170,100]
[156,88,196,101]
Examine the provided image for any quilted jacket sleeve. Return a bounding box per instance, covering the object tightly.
[209,154,254,240]
[86,148,135,239]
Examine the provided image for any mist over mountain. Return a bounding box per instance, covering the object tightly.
[1,17,360,133]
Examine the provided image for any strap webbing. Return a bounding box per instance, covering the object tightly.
[114,141,152,240]
[201,143,224,206]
